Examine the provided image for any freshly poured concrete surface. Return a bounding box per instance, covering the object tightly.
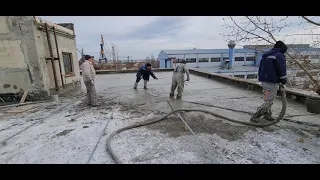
[0,72,319,164]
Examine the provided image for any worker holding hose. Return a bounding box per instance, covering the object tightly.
[250,41,288,122]
[134,63,158,89]
[170,59,190,99]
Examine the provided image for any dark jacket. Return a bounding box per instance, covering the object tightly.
[258,48,287,83]
[136,65,157,80]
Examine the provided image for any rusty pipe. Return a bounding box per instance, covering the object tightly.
[53,26,65,88]
[45,23,59,91]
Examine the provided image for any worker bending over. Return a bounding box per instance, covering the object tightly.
[170,59,190,98]
[134,63,158,89]
[82,55,98,106]
[251,41,288,122]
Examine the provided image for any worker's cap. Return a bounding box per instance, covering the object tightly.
[85,55,92,60]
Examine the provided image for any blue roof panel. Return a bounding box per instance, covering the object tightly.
[161,47,320,55]
[162,49,256,55]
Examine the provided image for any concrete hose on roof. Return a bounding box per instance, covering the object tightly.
[106,85,287,164]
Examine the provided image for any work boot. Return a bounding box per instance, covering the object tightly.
[262,110,274,121]
[134,82,138,89]
[250,117,261,123]
[176,95,182,99]
[250,108,262,123]
[261,103,273,121]
[144,86,148,89]
[169,92,174,97]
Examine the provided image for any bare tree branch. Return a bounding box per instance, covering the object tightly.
[301,16,320,26]
[222,16,320,95]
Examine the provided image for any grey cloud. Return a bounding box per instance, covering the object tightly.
[39,16,311,59]
[118,16,189,40]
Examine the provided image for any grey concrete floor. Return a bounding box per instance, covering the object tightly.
[0,72,319,164]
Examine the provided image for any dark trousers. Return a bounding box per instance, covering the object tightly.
[134,76,148,88]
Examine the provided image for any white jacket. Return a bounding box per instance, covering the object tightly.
[82,60,96,82]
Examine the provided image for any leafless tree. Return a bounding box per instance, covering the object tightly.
[222,16,320,95]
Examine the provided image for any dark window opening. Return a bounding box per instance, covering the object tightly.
[246,57,255,61]
[62,52,73,75]
[199,58,209,62]
[235,57,244,61]
[186,58,196,63]
[234,74,245,78]
[211,58,220,62]
[247,74,258,79]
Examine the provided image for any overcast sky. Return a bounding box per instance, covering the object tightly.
[40,16,320,60]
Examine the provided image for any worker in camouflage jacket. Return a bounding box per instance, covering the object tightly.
[170,59,190,98]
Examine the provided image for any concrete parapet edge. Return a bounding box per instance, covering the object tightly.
[80,68,174,75]
[188,68,320,104]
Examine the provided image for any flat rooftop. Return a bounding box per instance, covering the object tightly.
[0,72,319,164]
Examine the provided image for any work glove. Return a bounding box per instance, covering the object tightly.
[279,78,287,85]
[90,79,95,85]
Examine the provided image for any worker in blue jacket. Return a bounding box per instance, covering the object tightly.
[250,41,288,122]
[134,63,158,89]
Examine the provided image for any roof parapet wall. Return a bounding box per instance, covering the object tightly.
[33,16,75,39]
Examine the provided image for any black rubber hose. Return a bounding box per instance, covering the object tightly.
[106,85,287,164]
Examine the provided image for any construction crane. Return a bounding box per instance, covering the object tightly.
[99,34,108,64]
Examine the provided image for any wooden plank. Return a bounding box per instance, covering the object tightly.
[5,104,39,114]
[20,91,28,104]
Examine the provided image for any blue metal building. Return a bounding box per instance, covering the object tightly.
[158,43,320,79]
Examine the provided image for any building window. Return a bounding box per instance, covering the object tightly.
[234,74,245,78]
[186,58,196,63]
[302,55,310,59]
[62,52,73,75]
[199,58,209,62]
[247,74,258,79]
[246,57,255,61]
[211,58,220,62]
[235,57,244,61]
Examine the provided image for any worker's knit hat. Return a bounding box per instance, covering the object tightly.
[85,55,92,60]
